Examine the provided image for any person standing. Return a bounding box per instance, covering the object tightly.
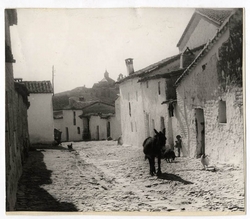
[175,135,182,157]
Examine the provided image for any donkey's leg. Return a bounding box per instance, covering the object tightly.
[148,157,154,176]
[157,156,162,176]
[152,157,156,175]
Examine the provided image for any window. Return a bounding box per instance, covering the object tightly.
[168,102,174,117]
[146,81,149,88]
[136,91,138,101]
[160,117,165,130]
[77,127,80,134]
[158,81,161,95]
[152,119,155,130]
[73,111,76,125]
[129,102,131,116]
[218,100,227,123]
[131,122,133,132]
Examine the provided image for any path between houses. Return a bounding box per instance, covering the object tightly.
[15,141,245,214]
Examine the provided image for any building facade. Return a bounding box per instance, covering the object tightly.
[80,101,121,141]
[22,81,54,144]
[118,9,243,167]
[175,9,243,165]
[54,109,83,142]
[5,9,30,211]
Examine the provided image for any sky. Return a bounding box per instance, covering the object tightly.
[10,8,195,94]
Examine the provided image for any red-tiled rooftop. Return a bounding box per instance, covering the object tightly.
[22,81,53,93]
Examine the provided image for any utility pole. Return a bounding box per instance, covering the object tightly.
[52,65,55,96]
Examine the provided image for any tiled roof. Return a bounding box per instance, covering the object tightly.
[117,54,180,84]
[196,8,233,25]
[137,44,205,82]
[64,100,99,110]
[138,69,185,82]
[79,101,115,118]
[175,10,234,86]
[22,81,53,93]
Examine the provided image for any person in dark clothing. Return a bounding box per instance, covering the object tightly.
[175,135,182,157]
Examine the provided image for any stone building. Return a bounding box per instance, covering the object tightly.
[118,46,204,148]
[117,9,243,167]
[5,9,30,211]
[175,9,243,165]
[22,80,54,144]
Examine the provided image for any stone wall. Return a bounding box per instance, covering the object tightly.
[5,9,30,211]
[176,26,244,165]
[6,64,30,211]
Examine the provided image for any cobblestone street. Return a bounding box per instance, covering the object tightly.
[15,141,245,214]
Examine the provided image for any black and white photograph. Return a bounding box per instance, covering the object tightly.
[3,0,248,218]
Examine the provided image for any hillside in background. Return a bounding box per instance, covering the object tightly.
[53,71,119,110]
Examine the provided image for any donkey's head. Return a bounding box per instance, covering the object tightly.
[154,128,167,148]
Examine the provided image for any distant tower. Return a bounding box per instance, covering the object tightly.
[125,58,134,75]
[104,70,109,79]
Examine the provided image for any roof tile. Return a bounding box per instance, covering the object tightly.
[196,8,233,25]
[22,81,53,93]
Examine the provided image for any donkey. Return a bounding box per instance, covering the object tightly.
[143,128,166,176]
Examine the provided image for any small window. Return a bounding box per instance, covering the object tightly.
[73,111,76,125]
[146,81,149,88]
[77,127,80,134]
[129,102,131,116]
[152,119,155,130]
[218,100,227,123]
[131,122,133,132]
[158,82,161,95]
[136,91,138,101]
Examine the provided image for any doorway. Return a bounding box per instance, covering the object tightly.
[107,121,111,138]
[195,109,205,158]
[96,125,99,140]
[65,127,69,141]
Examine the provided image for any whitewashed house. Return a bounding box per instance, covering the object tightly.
[118,46,203,148]
[22,80,54,144]
[174,9,243,165]
[53,98,96,142]
[79,101,120,140]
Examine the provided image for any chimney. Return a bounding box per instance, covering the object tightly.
[125,58,134,75]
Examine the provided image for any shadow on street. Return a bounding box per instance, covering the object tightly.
[30,144,69,151]
[158,172,193,185]
[15,150,78,211]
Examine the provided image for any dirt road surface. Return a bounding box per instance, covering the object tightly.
[15,140,245,214]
